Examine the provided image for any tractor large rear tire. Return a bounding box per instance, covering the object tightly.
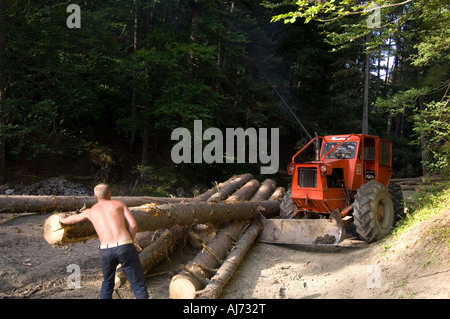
[280,189,297,219]
[353,181,395,243]
[388,182,405,222]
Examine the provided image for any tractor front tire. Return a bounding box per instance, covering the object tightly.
[353,181,395,243]
[280,189,297,219]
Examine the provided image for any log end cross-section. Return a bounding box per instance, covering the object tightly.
[43,214,65,245]
[43,213,96,245]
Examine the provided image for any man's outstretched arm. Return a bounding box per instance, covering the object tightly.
[59,210,89,225]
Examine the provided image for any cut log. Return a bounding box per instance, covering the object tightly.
[114,226,188,289]
[0,195,188,214]
[43,200,280,245]
[169,220,248,299]
[400,185,421,191]
[139,227,188,274]
[197,218,263,299]
[134,230,157,251]
[207,173,253,203]
[250,179,276,202]
[269,186,285,201]
[390,175,442,184]
[225,179,260,203]
[188,223,217,249]
[190,174,244,202]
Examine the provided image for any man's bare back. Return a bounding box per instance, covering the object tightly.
[86,200,136,245]
[59,189,138,245]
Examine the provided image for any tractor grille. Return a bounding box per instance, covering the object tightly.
[298,167,317,188]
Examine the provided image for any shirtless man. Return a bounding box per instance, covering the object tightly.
[59,183,148,299]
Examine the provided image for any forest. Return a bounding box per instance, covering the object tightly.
[0,0,448,193]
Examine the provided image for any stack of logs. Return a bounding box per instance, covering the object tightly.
[34,173,285,299]
[390,175,444,199]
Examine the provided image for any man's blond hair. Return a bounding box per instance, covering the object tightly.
[94,183,110,199]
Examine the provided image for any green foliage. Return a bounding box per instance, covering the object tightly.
[0,0,448,185]
[394,180,450,239]
[413,99,450,173]
[133,165,174,197]
[374,86,450,174]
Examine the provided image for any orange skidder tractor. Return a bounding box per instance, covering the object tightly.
[260,134,404,246]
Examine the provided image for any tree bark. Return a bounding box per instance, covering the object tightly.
[43,200,280,245]
[250,179,276,201]
[362,32,372,135]
[225,179,260,202]
[141,96,150,167]
[207,173,253,202]
[0,0,7,183]
[0,195,188,214]
[418,96,428,175]
[129,0,139,151]
[3,174,253,214]
[190,174,247,202]
[269,187,285,201]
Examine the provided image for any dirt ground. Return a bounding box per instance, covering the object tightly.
[0,204,448,300]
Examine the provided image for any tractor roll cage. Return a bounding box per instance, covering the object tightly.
[291,134,356,164]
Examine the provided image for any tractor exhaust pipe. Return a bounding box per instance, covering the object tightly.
[314,132,320,161]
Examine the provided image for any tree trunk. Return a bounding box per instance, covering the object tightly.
[384,37,392,84]
[141,98,150,167]
[386,113,392,136]
[187,0,200,78]
[418,95,428,175]
[141,62,151,169]
[362,32,372,135]
[0,0,7,183]
[43,200,280,245]
[129,0,139,150]
[0,195,188,214]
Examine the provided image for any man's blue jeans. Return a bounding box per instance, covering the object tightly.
[99,243,148,299]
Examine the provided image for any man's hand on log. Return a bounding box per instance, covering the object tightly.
[59,212,71,220]
[134,242,143,252]
[75,204,87,214]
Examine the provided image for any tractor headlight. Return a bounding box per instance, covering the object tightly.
[320,165,327,174]
[287,163,295,175]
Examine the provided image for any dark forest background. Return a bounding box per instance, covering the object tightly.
[0,0,448,194]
